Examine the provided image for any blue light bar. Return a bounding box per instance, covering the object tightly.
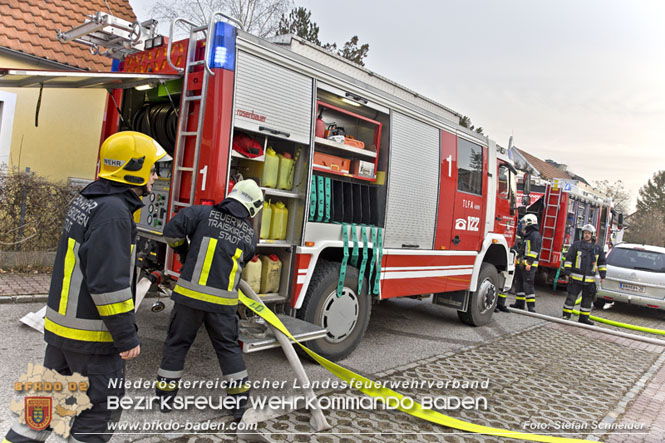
[209,21,236,71]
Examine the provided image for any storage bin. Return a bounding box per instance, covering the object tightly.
[262,147,279,188]
[241,255,262,294]
[260,254,282,294]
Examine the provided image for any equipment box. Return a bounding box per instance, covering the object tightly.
[313,152,351,174]
[351,160,375,178]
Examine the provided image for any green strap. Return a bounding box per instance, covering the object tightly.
[358,226,369,293]
[324,177,331,223]
[309,175,317,221]
[552,246,567,291]
[349,224,359,268]
[373,228,383,295]
[338,223,349,298]
[367,227,377,295]
[316,176,325,222]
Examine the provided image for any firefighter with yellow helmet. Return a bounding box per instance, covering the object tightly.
[4,132,170,443]
[561,223,607,324]
[510,213,541,312]
[155,179,263,421]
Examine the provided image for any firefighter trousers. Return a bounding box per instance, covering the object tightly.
[156,302,249,404]
[4,345,125,443]
[563,281,594,319]
[512,266,536,310]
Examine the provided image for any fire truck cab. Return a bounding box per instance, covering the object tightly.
[0,12,519,360]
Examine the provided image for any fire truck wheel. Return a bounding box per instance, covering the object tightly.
[297,259,371,361]
[457,263,498,326]
[593,298,607,309]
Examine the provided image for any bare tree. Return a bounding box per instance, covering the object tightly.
[593,179,631,214]
[148,0,293,38]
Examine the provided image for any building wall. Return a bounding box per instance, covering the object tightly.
[0,53,106,182]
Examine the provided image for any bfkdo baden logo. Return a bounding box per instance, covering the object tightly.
[25,397,52,431]
[10,363,92,438]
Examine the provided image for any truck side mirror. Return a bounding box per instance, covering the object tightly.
[523,172,531,195]
[522,195,530,206]
[618,213,624,230]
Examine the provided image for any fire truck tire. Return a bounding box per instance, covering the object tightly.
[296,259,371,361]
[457,263,498,326]
[593,298,607,309]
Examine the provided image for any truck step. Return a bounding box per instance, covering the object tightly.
[239,315,326,353]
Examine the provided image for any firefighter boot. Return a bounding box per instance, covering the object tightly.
[509,294,526,310]
[526,295,536,313]
[230,390,251,422]
[495,293,510,312]
[578,313,594,325]
[156,376,179,413]
[562,311,572,320]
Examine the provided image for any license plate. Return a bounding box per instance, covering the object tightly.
[619,282,645,293]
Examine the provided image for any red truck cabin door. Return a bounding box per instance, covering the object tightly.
[450,137,486,251]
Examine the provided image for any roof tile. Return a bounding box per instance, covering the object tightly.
[515,148,574,181]
[0,0,136,70]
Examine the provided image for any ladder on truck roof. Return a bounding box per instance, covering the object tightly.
[540,186,562,264]
[56,11,158,59]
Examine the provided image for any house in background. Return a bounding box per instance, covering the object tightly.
[0,0,135,182]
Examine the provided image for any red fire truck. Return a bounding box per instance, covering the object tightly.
[519,177,622,286]
[0,12,520,360]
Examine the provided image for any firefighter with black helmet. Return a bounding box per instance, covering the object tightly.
[4,132,170,443]
[510,213,541,312]
[155,179,263,421]
[562,223,607,325]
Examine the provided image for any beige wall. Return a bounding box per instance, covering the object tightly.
[0,53,107,182]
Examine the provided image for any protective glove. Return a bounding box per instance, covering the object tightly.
[174,244,189,265]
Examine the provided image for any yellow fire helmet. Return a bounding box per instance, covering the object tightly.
[98,131,172,186]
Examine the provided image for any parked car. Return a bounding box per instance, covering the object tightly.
[595,243,665,310]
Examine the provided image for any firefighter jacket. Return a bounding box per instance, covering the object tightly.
[563,240,607,284]
[44,179,142,355]
[518,225,541,267]
[164,200,257,313]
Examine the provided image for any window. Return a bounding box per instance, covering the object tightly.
[0,91,17,172]
[498,164,509,199]
[607,248,665,273]
[457,138,483,195]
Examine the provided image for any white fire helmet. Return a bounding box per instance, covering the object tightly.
[582,223,596,235]
[521,213,538,227]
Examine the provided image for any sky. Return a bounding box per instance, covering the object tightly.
[129,0,665,211]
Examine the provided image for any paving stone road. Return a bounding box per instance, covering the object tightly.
[2,273,665,442]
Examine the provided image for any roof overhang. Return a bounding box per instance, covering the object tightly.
[0,68,180,89]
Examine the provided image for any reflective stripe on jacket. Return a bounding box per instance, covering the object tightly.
[563,240,607,283]
[518,226,541,267]
[164,204,257,312]
[44,180,142,354]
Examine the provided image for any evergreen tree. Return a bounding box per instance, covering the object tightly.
[277,7,320,44]
[276,7,369,66]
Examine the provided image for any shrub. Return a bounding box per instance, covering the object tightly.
[0,169,81,252]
